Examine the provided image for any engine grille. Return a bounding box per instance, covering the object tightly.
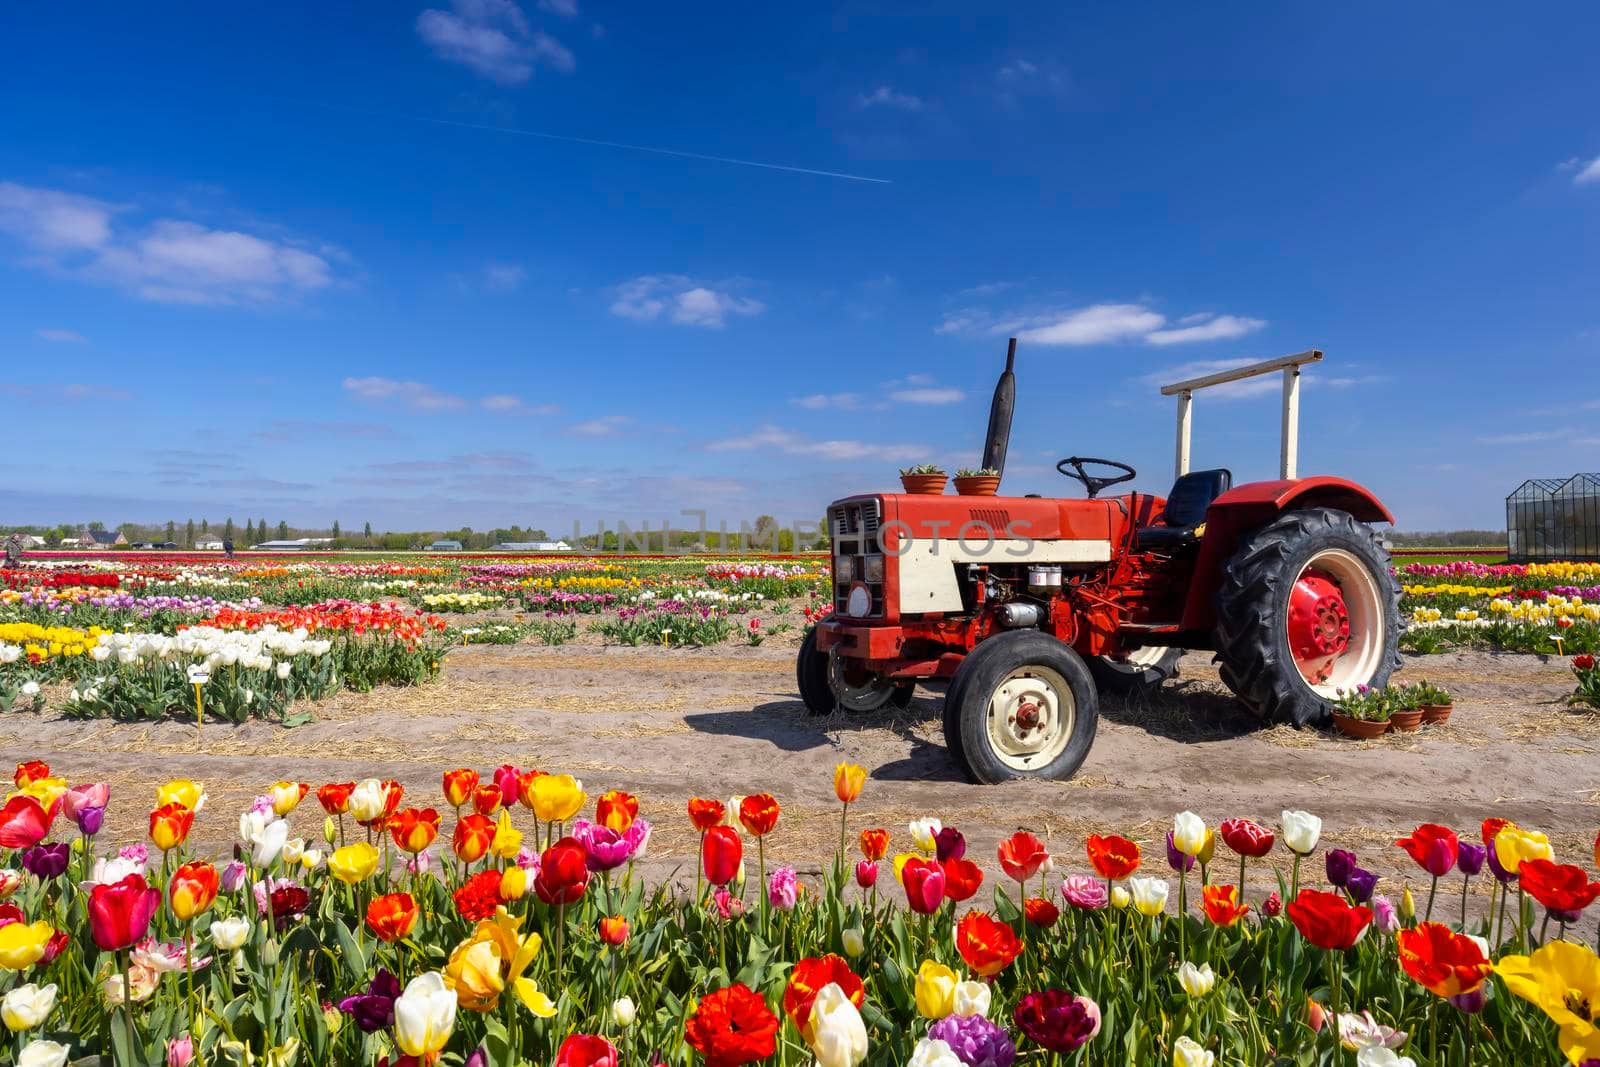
[829,498,885,618]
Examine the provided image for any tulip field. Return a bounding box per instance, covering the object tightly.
[1,553,1600,1064]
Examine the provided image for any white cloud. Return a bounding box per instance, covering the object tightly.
[1574,156,1600,185]
[1474,429,1574,445]
[857,85,923,111]
[1016,303,1166,345]
[416,0,574,85]
[538,0,578,14]
[36,328,86,343]
[935,310,983,335]
[1145,313,1267,346]
[891,387,965,405]
[481,393,559,415]
[483,263,526,291]
[610,275,764,328]
[707,424,928,463]
[792,393,861,410]
[343,376,467,411]
[567,414,632,436]
[0,181,338,306]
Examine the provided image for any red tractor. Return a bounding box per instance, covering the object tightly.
[796,343,1401,783]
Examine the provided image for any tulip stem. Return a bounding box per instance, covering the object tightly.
[1326,949,1342,1064]
[1425,874,1438,923]
[118,948,139,1055]
[1460,874,1470,929]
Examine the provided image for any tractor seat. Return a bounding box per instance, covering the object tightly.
[1136,468,1233,551]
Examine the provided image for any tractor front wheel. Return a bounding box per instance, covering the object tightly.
[942,630,1100,783]
[1087,646,1184,696]
[1213,507,1401,725]
[796,628,915,715]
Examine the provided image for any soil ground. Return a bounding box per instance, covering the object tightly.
[5,628,1598,935]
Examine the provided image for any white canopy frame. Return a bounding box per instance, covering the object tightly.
[1161,349,1323,480]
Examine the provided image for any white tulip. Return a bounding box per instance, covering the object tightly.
[1172,811,1207,857]
[908,817,942,853]
[2,983,57,1032]
[1281,810,1323,855]
[82,855,146,889]
[1176,961,1215,997]
[1355,1047,1418,1067]
[19,681,39,698]
[251,819,290,866]
[908,1037,962,1067]
[348,779,387,822]
[841,928,864,958]
[17,1041,69,1067]
[393,972,457,1057]
[953,981,991,1018]
[1128,876,1169,917]
[211,916,251,950]
[611,996,636,1028]
[277,662,292,680]
[1173,1036,1215,1067]
[806,982,868,1067]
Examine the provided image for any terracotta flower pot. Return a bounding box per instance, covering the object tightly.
[1420,703,1453,725]
[1389,708,1424,732]
[953,475,1002,497]
[1332,711,1389,739]
[900,474,948,495]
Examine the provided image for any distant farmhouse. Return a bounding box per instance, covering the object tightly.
[492,540,572,552]
[81,528,127,548]
[425,539,464,552]
[195,536,225,551]
[251,538,335,552]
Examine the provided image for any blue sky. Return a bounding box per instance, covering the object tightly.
[2,2,1597,533]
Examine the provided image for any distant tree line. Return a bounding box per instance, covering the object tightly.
[1387,529,1506,548]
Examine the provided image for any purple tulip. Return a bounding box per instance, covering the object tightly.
[1456,842,1487,877]
[572,819,633,872]
[934,827,966,862]
[464,1050,488,1067]
[1325,848,1358,889]
[1371,895,1400,933]
[1165,831,1195,874]
[220,861,248,893]
[623,817,652,861]
[22,842,71,880]
[1547,906,1584,925]
[1345,867,1379,904]
[1447,987,1488,1015]
[76,805,106,836]
[930,1012,1018,1067]
[338,968,400,1032]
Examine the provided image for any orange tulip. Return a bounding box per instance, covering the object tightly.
[168,861,220,921]
[389,808,441,854]
[367,892,419,942]
[688,797,726,831]
[599,915,630,945]
[453,813,495,864]
[472,784,502,817]
[1397,921,1493,998]
[596,789,639,833]
[13,761,49,788]
[149,802,195,852]
[317,782,355,816]
[833,763,866,805]
[859,828,890,862]
[955,910,1022,977]
[442,769,480,809]
[1087,834,1141,880]
[739,793,781,837]
[1201,884,1250,926]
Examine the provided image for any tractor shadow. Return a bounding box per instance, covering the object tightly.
[1099,678,1271,744]
[683,687,968,783]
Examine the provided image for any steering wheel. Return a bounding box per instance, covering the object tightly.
[1056,456,1137,499]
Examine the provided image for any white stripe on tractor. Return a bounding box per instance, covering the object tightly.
[896,538,1113,613]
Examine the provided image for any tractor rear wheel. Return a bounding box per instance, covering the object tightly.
[796,628,916,715]
[1213,507,1401,725]
[942,630,1099,783]
[1088,646,1184,695]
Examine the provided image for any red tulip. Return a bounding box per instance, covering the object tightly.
[452,813,495,864]
[685,984,779,1067]
[1395,824,1459,878]
[1519,859,1600,915]
[535,837,591,905]
[317,782,355,815]
[554,1034,619,1067]
[13,761,49,788]
[998,831,1049,882]
[1219,818,1275,858]
[1397,921,1493,997]
[389,808,441,854]
[471,783,502,817]
[688,797,726,831]
[88,873,161,951]
[1287,888,1372,950]
[0,795,52,849]
[940,858,984,902]
[702,825,742,887]
[901,857,946,914]
[858,828,889,862]
[1024,896,1061,928]
[956,910,1023,977]
[1480,817,1512,848]
[738,793,780,837]
[1086,834,1141,880]
[596,789,638,833]
[782,954,864,1030]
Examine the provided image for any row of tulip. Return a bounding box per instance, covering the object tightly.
[1,759,1598,1065]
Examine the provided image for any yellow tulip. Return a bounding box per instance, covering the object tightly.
[892,852,917,884]
[268,781,304,816]
[16,777,68,811]
[444,907,549,1014]
[498,866,527,902]
[328,842,380,885]
[490,810,522,860]
[157,779,206,813]
[1494,826,1553,874]
[914,960,956,1020]
[1195,828,1216,866]
[0,922,54,971]
[529,774,585,823]
[1496,941,1600,1064]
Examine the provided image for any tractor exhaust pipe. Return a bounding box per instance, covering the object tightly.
[981,338,1017,478]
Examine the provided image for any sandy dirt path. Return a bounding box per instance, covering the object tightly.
[5,636,1598,931]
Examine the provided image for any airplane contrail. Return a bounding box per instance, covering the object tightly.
[317,103,893,185]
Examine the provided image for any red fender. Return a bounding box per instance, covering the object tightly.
[1178,476,1394,632]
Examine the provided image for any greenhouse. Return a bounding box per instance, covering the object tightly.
[1506,472,1600,561]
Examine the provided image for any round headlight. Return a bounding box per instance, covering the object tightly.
[846,584,872,618]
